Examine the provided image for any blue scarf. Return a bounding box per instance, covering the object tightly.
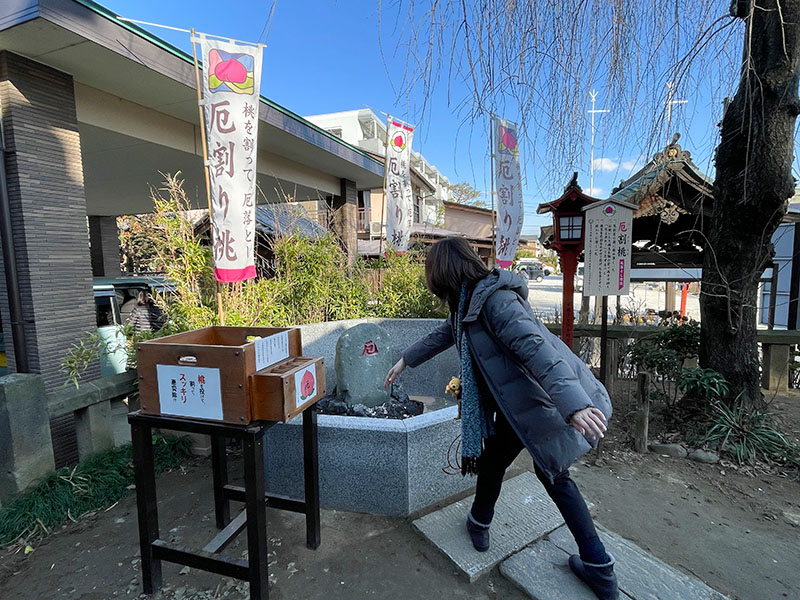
[456,284,494,475]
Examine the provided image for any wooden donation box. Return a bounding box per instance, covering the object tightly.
[137,326,325,424]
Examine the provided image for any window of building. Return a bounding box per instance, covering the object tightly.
[326,127,343,139]
[414,195,422,223]
[558,215,583,240]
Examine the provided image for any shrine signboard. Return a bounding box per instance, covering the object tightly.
[582,200,635,297]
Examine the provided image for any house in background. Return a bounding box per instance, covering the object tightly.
[304,109,450,238]
[442,201,494,262]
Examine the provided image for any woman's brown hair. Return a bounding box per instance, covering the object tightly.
[425,237,491,309]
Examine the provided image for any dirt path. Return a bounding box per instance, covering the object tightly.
[2,394,798,599]
[571,451,799,600]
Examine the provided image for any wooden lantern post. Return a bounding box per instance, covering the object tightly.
[537,174,598,350]
[558,245,582,348]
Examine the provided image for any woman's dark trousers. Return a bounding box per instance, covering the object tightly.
[469,410,608,563]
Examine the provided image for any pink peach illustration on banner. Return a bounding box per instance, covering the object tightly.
[207,48,255,94]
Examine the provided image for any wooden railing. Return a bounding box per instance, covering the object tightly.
[304,207,370,233]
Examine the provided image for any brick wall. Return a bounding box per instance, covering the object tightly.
[0,51,99,391]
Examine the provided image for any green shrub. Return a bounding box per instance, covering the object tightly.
[66,174,449,384]
[678,367,729,402]
[371,250,446,319]
[0,435,192,546]
[702,399,800,467]
[627,320,701,405]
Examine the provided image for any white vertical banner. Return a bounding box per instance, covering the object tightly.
[384,118,415,252]
[494,118,523,268]
[199,35,262,282]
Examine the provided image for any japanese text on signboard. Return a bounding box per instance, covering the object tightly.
[199,35,263,282]
[157,365,223,420]
[583,203,633,296]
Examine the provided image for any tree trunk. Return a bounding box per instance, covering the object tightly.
[701,1,800,407]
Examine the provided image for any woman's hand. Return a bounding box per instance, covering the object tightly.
[384,358,406,389]
[569,407,607,440]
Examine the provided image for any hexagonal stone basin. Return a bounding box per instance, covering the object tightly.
[263,318,474,516]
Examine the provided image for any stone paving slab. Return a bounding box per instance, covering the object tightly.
[412,472,564,582]
[501,540,635,600]
[543,524,731,600]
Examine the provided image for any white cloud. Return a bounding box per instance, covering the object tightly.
[621,157,645,172]
[591,157,619,172]
[586,187,604,197]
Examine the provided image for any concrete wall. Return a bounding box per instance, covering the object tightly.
[304,111,365,144]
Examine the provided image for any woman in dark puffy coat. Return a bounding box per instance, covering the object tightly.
[129,291,165,333]
[384,237,618,600]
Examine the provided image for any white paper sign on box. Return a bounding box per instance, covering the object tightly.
[156,365,223,420]
[254,330,290,371]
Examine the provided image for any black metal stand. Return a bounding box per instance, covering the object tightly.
[128,407,320,600]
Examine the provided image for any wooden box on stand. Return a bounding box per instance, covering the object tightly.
[137,326,325,424]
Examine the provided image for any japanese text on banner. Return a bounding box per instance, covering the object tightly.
[384,119,415,252]
[200,36,263,282]
[495,119,523,268]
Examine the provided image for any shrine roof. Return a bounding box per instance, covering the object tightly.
[608,136,713,213]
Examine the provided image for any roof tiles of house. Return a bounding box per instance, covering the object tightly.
[255,204,327,239]
[195,204,327,240]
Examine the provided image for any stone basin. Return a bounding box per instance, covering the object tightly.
[263,318,474,516]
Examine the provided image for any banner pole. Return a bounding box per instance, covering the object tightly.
[379,115,390,260]
[191,28,225,325]
[489,114,497,267]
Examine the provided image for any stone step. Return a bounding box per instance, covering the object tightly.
[501,539,635,600]
[502,524,731,600]
[412,472,564,582]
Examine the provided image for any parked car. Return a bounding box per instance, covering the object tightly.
[93,276,171,376]
[514,258,545,282]
[575,262,585,292]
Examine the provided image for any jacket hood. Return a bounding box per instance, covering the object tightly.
[463,268,528,323]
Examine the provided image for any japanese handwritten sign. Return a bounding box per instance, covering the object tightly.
[199,35,263,282]
[156,365,223,420]
[254,330,290,371]
[582,202,633,296]
[384,118,415,252]
[495,119,523,268]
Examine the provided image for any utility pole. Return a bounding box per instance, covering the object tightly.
[664,81,687,144]
[587,90,609,195]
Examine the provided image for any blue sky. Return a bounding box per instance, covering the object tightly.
[101,0,752,236]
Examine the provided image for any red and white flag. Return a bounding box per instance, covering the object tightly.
[199,35,263,282]
[494,118,523,268]
[384,118,415,252]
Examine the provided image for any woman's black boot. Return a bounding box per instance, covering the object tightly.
[568,553,619,600]
[465,512,490,552]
